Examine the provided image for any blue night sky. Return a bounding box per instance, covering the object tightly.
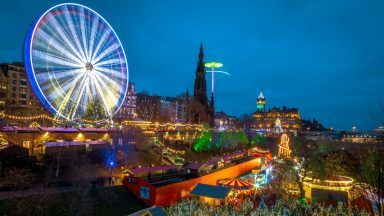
[0,0,383,130]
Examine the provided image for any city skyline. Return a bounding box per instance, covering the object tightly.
[0,0,383,130]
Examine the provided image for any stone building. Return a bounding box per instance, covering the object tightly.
[0,62,43,111]
[114,82,137,121]
[252,92,301,133]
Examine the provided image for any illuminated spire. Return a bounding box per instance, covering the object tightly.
[256,92,266,112]
[258,92,264,99]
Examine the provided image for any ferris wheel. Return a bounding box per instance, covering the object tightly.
[24,3,128,121]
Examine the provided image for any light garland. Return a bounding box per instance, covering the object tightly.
[0,113,59,121]
[0,112,110,124]
[303,175,354,192]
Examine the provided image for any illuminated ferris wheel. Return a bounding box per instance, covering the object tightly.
[24,3,128,121]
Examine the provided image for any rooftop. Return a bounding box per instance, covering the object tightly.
[190,183,231,200]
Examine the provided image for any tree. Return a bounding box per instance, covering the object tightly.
[136,93,161,121]
[250,133,267,149]
[276,139,346,204]
[358,145,384,216]
[84,99,107,121]
[193,130,212,152]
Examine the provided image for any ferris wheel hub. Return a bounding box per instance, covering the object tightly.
[85,62,93,71]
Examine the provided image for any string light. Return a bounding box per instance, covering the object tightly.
[0,112,111,124]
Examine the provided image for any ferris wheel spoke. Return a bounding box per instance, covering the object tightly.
[88,15,99,61]
[61,6,87,62]
[92,43,121,65]
[58,73,85,92]
[45,12,85,63]
[90,28,111,62]
[69,76,89,119]
[46,72,84,100]
[91,73,112,117]
[50,68,84,81]
[57,74,87,120]
[35,29,83,65]
[79,7,89,61]
[32,50,82,68]
[94,66,126,79]
[95,69,121,89]
[93,58,123,67]
[36,68,83,83]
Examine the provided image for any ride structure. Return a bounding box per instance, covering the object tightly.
[24,3,129,122]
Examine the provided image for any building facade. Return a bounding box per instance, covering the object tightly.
[114,82,137,121]
[186,44,214,127]
[136,92,187,123]
[214,111,240,131]
[252,93,301,133]
[0,63,43,111]
[159,96,186,123]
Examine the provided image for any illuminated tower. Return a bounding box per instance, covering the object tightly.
[256,92,266,112]
[278,133,291,158]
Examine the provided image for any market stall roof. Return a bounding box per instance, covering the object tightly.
[222,151,247,162]
[190,183,231,200]
[217,178,252,190]
[78,127,109,133]
[128,165,178,175]
[147,207,167,216]
[185,162,205,170]
[39,127,79,133]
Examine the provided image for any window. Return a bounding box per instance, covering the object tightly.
[12,93,16,98]
[12,80,17,85]
[12,73,16,79]
[12,87,16,92]
[20,87,26,93]
[20,101,26,106]
[30,96,34,100]
[22,141,30,148]
[20,94,27,99]
[20,81,27,86]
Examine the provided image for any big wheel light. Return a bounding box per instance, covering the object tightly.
[24,3,129,121]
